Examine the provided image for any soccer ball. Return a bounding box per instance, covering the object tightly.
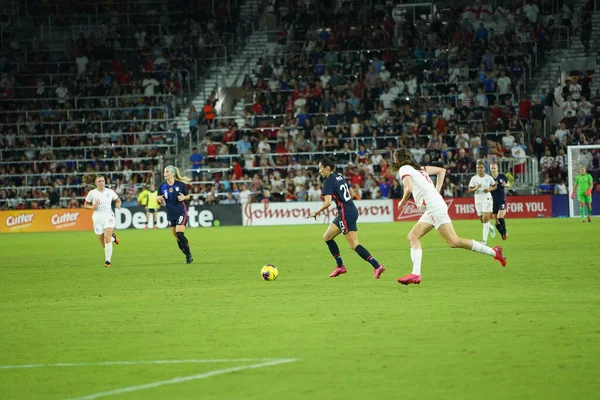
[261,264,278,281]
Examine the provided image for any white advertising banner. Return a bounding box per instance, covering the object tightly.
[242,200,394,226]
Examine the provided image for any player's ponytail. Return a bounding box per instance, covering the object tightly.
[168,165,192,183]
[390,147,421,173]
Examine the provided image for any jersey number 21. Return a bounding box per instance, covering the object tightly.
[340,183,352,201]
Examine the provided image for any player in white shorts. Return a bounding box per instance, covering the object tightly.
[468,161,497,245]
[83,174,122,267]
[391,147,506,285]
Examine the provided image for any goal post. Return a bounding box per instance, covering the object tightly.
[567,145,599,218]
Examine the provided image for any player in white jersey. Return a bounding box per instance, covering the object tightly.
[391,147,506,285]
[83,174,122,267]
[468,161,497,245]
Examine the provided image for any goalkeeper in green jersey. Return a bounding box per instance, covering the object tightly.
[571,166,593,222]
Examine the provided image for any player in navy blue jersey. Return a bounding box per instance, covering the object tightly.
[157,165,194,264]
[489,163,510,240]
[308,156,386,279]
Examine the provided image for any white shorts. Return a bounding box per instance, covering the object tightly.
[93,216,116,235]
[475,199,493,216]
[418,207,452,230]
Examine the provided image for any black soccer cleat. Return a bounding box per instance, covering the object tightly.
[104,261,111,267]
[185,255,194,264]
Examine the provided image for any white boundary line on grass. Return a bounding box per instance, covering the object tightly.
[0,358,288,369]
[62,358,298,400]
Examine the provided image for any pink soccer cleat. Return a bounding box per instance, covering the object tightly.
[373,265,386,279]
[329,266,347,278]
[397,274,421,285]
[493,246,507,267]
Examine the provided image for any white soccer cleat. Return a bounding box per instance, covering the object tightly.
[488,223,496,238]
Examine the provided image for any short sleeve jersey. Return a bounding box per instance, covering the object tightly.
[159,180,189,219]
[469,174,496,200]
[492,173,509,201]
[85,188,118,219]
[398,165,445,210]
[322,173,357,213]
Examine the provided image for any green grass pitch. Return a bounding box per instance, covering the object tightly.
[1,219,599,400]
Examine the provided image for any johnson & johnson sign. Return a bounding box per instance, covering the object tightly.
[243,200,394,226]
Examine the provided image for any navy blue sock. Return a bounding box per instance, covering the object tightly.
[498,218,507,235]
[326,240,344,267]
[355,245,379,269]
[176,232,191,256]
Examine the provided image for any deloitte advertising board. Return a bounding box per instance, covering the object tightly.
[114,205,241,229]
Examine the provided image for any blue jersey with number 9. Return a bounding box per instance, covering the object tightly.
[322,173,357,214]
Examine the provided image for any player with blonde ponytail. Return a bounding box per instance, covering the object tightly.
[157,165,194,263]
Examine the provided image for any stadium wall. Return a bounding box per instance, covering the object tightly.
[4,195,598,232]
[0,209,94,233]
[115,205,243,229]
[551,194,600,217]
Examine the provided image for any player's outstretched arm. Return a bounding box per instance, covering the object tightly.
[309,195,332,219]
[425,165,446,193]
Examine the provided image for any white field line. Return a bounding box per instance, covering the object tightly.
[0,358,289,370]
[63,358,298,400]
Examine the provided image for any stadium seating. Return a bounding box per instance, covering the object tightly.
[2,0,600,208]
[0,0,247,209]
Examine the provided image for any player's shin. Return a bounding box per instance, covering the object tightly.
[354,245,379,268]
[104,242,113,262]
[326,240,344,267]
[176,232,191,256]
[482,222,490,244]
[410,248,422,275]
[470,240,496,256]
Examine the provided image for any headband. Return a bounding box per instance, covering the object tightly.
[167,165,176,174]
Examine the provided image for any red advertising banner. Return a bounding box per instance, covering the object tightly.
[394,195,552,222]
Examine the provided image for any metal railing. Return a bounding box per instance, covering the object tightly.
[0,156,164,167]
[0,143,176,161]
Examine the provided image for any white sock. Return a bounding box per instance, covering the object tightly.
[104,242,113,262]
[111,235,116,243]
[482,223,489,243]
[488,222,495,231]
[410,248,423,275]
[471,240,496,256]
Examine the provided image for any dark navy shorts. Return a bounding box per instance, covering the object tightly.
[332,209,358,234]
[168,213,188,227]
[492,200,506,215]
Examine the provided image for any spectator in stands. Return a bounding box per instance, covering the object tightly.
[46,186,60,209]
[189,147,204,179]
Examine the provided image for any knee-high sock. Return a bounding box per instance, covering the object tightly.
[104,242,113,262]
[581,206,586,219]
[587,205,592,217]
[498,218,507,235]
[482,223,490,243]
[411,248,422,275]
[355,245,380,269]
[471,241,496,256]
[326,240,344,267]
[176,232,191,256]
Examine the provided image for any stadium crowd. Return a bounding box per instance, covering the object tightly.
[1,0,600,209]
[0,0,242,209]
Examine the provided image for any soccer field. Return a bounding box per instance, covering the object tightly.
[1,219,599,400]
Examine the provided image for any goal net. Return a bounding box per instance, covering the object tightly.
[567,145,599,218]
